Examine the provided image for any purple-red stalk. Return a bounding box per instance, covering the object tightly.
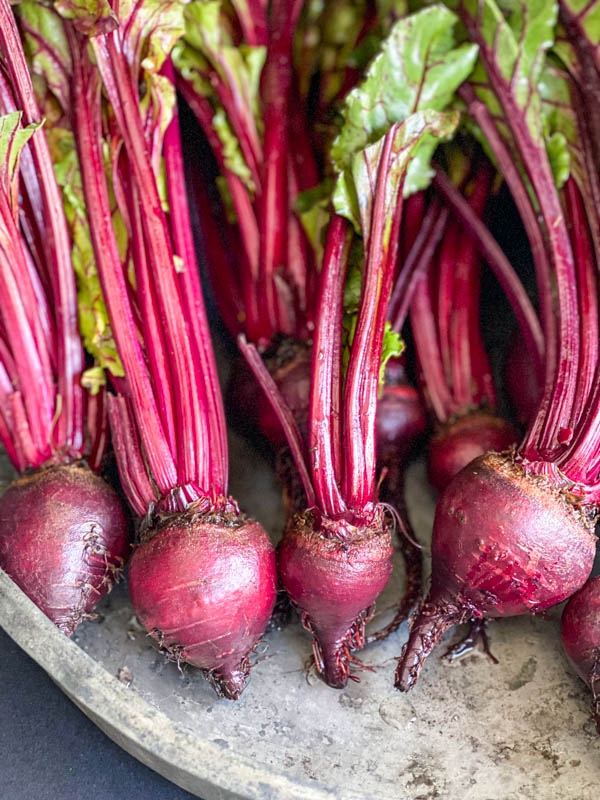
[408,163,518,492]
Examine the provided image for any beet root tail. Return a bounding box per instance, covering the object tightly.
[209,658,251,701]
[306,610,372,689]
[591,657,600,735]
[394,600,465,691]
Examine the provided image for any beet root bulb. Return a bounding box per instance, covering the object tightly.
[129,513,277,699]
[377,377,427,470]
[396,452,597,691]
[278,510,393,688]
[427,409,518,493]
[0,463,129,635]
[561,576,600,733]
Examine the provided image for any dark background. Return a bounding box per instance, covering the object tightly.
[0,628,196,800]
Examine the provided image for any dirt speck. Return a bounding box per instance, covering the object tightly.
[507,656,537,690]
[117,666,133,687]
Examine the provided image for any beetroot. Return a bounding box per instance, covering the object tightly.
[0,464,128,635]
[0,4,128,634]
[396,452,597,690]
[377,360,427,469]
[427,410,517,493]
[561,576,600,733]
[396,2,600,690]
[278,509,392,687]
[51,12,278,698]
[129,514,276,698]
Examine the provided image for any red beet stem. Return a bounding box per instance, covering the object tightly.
[342,128,403,509]
[69,33,177,495]
[432,169,544,378]
[178,75,260,323]
[395,452,597,691]
[179,1,318,346]
[257,0,305,338]
[388,199,449,334]
[233,0,268,47]
[163,58,229,492]
[93,35,213,490]
[411,270,454,423]
[309,215,351,516]
[0,0,84,455]
[459,83,556,400]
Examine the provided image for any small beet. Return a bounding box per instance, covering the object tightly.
[228,340,311,451]
[427,409,518,492]
[377,377,427,469]
[561,576,600,733]
[373,368,427,642]
[278,510,393,688]
[129,513,277,699]
[395,452,597,691]
[0,463,129,635]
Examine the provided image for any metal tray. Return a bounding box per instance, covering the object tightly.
[0,436,599,800]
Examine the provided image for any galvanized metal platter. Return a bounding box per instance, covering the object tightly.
[0,437,599,800]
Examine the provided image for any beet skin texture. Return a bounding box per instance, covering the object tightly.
[396,452,597,691]
[0,463,129,635]
[561,575,600,733]
[278,510,393,688]
[129,514,277,699]
[427,409,518,493]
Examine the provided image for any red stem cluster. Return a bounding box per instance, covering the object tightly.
[0,0,84,471]
[68,23,228,515]
[178,1,318,346]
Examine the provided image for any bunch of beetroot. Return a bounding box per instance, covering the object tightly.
[394,0,600,735]
[0,0,128,635]
[0,0,598,734]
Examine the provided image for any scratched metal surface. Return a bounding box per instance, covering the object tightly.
[1,435,599,800]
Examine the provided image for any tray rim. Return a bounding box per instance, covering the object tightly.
[0,567,354,800]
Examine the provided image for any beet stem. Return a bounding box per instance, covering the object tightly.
[0,0,84,457]
[309,215,351,516]
[433,168,544,378]
[388,199,448,333]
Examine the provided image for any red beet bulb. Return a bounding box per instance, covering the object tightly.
[396,2,600,690]
[0,4,128,634]
[561,576,600,734]
[0,464,128,635]
[53,10,278,698]
[427,410,517,492]
[129,514,276,695]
